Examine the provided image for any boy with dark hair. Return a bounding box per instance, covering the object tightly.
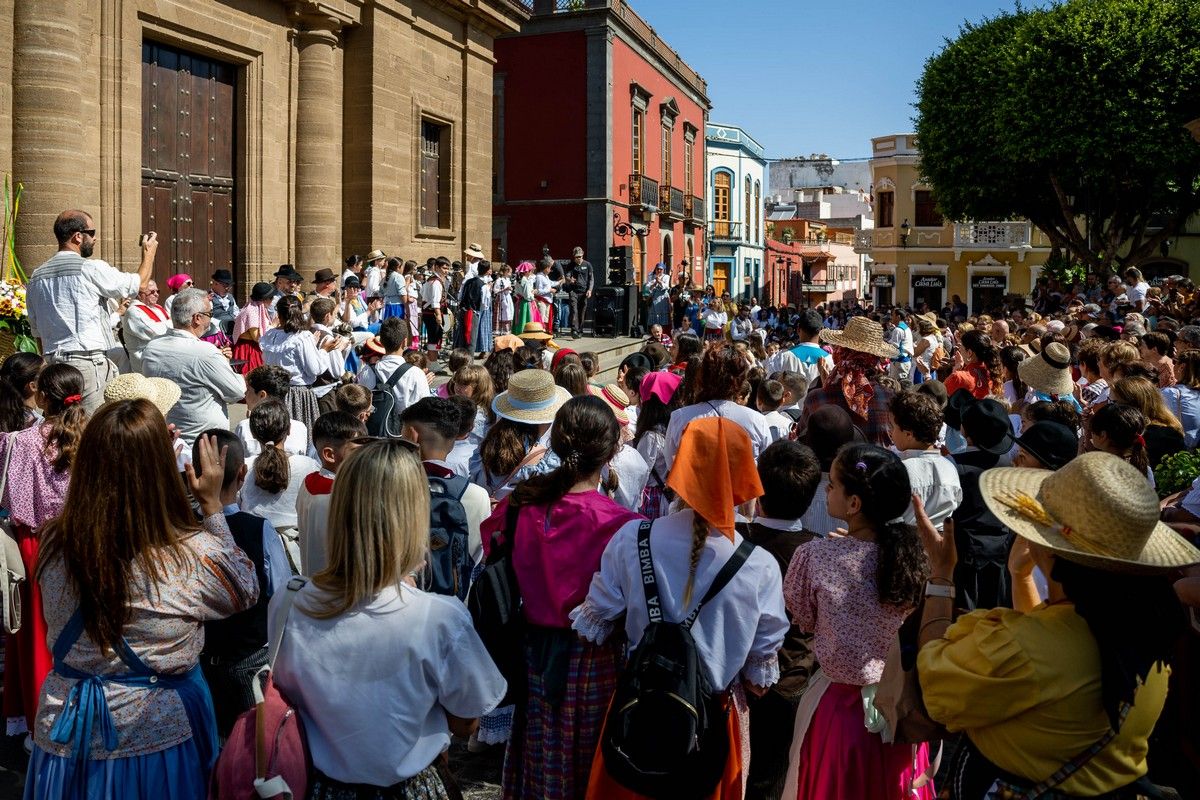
[769,370,809,422]
[735,440,823,800]
[296,411,368,576]
[890,390,962,530]
[756,379,791,442]
[237,365,308,456]
[400,397,491,580]
[194,428,292,737]
[357,316,431,424]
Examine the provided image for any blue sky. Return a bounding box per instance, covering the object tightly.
[635,0,1026,161]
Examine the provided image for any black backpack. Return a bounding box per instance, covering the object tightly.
[418,474,473,600]
[365,363,414,437]
[466,502,526,707]
[601,520,754,799]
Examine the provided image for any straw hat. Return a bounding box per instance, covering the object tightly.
[599,383,630,426]
[491,369,571,424]
[365,249,387,263]
[517,321,553,342]
[103,373,182,418]
[1018,341,1074,398]
[464,243,486,260]
[979,452,1200,574]
[818,316,898,359]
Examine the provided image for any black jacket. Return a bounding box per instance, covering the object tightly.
[563,260,594,294]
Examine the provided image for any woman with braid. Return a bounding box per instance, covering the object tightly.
[481,395,641,800]
[572,417,788,798]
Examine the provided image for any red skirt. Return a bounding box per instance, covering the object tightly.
[232,340,263,375]
[791,681,934,800]
[2,524,51,735]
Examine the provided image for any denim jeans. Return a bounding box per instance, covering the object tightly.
[556,298,571,331]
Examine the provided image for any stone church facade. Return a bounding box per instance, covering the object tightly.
[0,0,528,290]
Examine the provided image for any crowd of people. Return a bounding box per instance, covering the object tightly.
[1,209,1199,800]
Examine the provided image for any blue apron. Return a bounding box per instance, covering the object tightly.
[47,608,218,788]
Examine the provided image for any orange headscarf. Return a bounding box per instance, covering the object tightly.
[666,417,763,540]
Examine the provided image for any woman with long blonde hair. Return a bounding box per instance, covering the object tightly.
[271,439,505,798]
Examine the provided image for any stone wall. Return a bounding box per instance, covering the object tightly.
[0,0,526,293]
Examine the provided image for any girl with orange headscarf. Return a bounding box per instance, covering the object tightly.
[571,417,789,799]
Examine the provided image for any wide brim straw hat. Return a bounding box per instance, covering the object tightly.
[464,243,486,259]
[980,452,1200,574]
[818,316,898,359]
[365,249,387,262]
[517,321,553,341]
[1017,341,1075,398]
[491,369,571,424]
[103,373,182,418]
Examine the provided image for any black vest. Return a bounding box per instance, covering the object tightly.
[203,511,269,661]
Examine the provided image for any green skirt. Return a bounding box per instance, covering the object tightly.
[513,298,532,335]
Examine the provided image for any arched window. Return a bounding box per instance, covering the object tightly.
[662,234,674,277]
[754,180,761,243]
[744,177,752,242]
[713,172,731,237]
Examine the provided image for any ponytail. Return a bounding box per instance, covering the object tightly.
[36,363,87,472]
[248,399,291,494]
[683,508,708,608]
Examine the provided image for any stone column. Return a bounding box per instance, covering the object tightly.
[289,3,345,277]
[12,0,86,271]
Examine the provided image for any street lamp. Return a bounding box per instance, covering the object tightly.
[899,219,911,248]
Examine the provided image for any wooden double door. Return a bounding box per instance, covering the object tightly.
[141,41,236,289]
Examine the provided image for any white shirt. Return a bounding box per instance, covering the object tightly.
[271,583,505,786]
[889,322,914,360]
[730,317,753,341]
[240,453,321,530]
[357,355,431,416]
[701,308,727,330]
[1126,281,1150,310]
[571,509,789,691]
[421,276,444,309]
[770,343,832,389]
[121,301,172,373]
[761,409,794,443]
[261,329,331,387]
[665,400,774,471]
[801,474,845,536]
[364,265,383,297]
[141,329,246,445]
[445,438,475,479]
[27,251,140,353]
[603,443,650,512]
[235,417,309,458]
[898,448,963,530]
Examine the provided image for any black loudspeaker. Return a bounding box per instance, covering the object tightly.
[608,245,632,286]
[593,286,626,337]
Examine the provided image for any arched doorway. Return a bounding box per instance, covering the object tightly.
[684,238,694,284]
[661,233,673,281]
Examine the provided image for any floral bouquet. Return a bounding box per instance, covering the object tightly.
[0,176,35,355]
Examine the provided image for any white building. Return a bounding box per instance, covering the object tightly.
[706,123,768,300]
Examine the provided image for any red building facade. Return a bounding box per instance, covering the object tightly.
[494,0,710,288]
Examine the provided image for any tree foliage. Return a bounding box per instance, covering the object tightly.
[915,0,1200,273]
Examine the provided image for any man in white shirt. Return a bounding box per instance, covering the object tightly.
[121,280,172,374]
[27,210,158,411]
[729,305,754,342]
[772,309,833,389]
[420,258,448,361]
[357,318,431,417]
[142,288,247,445]
[887,309,914,383]
[1124,267,1150,312]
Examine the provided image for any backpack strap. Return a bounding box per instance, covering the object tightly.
[266,576,308,669]
[382,362,412,391]
[636,521,664,623]
[682,538,755,630]
[490,445,548,501]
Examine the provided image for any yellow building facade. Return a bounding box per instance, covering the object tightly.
[856,134,1053,316]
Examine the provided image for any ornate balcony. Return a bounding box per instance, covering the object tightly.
[661,186,684,220]
[953,221,1031,250]
[628,173,659,212]
[685,194,705,227]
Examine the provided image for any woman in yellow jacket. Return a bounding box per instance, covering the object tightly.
[913,452,1200,799]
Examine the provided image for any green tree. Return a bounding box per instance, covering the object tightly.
[915,0,1200,273]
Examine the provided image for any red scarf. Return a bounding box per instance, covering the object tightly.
[135,303,168,323]
[830,348,885,421]
[304,472,334,496]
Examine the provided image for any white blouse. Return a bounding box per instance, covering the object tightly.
[603,443,650,512]
[271,583,506,786]
[664,400,774,472]
[571,509,789,691]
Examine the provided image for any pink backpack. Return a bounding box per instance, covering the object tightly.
[210,577,311,800]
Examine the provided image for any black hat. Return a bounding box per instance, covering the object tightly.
[1015,421,1078,470]
[944,388,975,431]
[250,282,273,302]
[312,268,336,285]
[342,275,362,289]
[211,269,233,286]
[961,398,1016,455]
[273,264,297,278]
